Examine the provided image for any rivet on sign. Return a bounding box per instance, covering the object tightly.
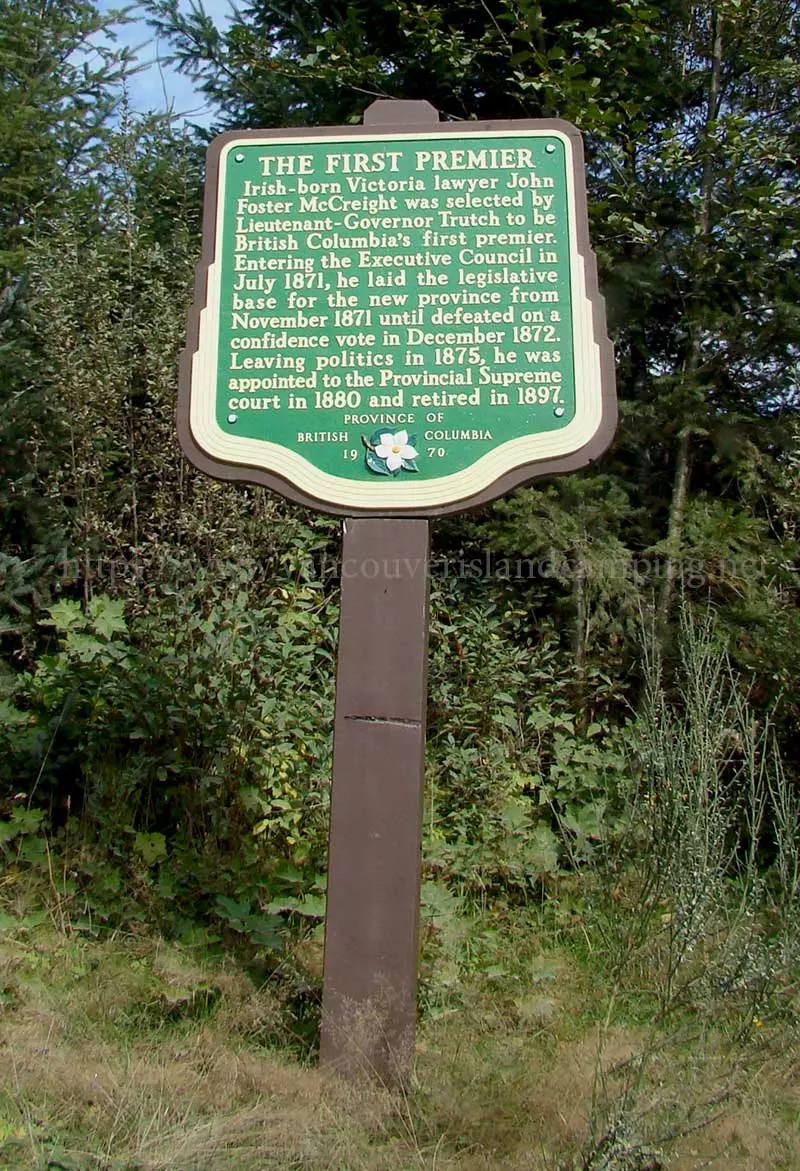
[228,414,238,424]
[545,144,556,153]
[554,406,565,417]
[234,153,244,162]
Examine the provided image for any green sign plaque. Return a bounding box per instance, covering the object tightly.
[179,103,615,516]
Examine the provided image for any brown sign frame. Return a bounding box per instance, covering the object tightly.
[177,101,616,516]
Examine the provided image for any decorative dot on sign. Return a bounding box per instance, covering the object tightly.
[545,144,556,153]
[228,414,238,424]
[234,153,244,162]
[554,406,565,417]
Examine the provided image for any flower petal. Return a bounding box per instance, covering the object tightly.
[375,444,392,459]
[394,429,409,447]
[400,444,419,460]
[379,433,394,449]
[386,453,403,471]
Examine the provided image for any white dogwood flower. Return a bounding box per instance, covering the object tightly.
[374,430,418,472]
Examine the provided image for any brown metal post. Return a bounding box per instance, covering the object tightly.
[319,518,429,1082]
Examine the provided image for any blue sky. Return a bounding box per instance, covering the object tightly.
[96,1,233,126]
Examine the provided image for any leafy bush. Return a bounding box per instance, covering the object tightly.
[0,571,337,936]
[425,578,631,897]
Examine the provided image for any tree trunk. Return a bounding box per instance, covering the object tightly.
[657,9,723,627]
[573,543,588,727]
[657,428,692,626]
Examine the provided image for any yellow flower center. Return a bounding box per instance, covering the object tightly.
[391,445,402,454]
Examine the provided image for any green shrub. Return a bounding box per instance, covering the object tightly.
[1,571,337,937]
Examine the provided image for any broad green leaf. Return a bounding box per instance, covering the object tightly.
[134,831,167,865]
[528,825,560,875]
[43,600,85,633]
[87,595,127,638]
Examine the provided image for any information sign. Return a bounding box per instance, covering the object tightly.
[179,113,615,515]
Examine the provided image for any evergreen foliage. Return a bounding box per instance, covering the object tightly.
[1,0,799,957]
[0,0,132,272]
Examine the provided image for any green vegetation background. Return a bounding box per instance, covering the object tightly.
[1,0,799,1166]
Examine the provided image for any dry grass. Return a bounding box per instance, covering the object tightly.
[1,921,800,1171]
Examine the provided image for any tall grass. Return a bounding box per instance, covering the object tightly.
[590,607,800,1021]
